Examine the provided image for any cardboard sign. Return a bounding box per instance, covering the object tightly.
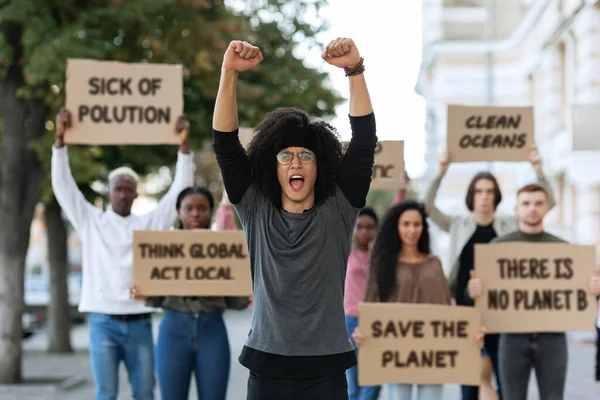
[342,141,405,190]
[132,230,252,296]
[474,242,597,333]
[572,103,600,151]
[65,58,183,145]
[446,105,534,162]
[357,303,481,386]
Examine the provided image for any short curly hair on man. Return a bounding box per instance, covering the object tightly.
[246,107,343,209]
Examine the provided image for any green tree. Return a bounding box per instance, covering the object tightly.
[0,0,342,382]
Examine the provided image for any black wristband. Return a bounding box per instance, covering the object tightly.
[344,57,365,77]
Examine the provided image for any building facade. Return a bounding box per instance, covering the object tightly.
[416,0,600,267]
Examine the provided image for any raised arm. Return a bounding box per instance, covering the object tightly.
[422,150,452,232]
[140,116,194,230]
[529,145,557,210]
[325,38,377,208]
[215,190,237,230]
[212,41,263,204]
[51,108,93,232]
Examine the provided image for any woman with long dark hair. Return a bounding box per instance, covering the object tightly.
[352,200,482,399]
[131,186,249,400]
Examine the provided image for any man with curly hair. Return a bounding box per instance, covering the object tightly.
[212,38,376,399]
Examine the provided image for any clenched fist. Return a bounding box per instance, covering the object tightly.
[222,40,263,72]
[321,37,361,69]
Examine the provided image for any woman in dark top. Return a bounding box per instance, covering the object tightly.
[130,186,249,400]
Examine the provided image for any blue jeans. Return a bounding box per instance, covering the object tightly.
[155,309,231,400]
[385,383,443,400]
[89,312,155,400]
[345,315,381,400]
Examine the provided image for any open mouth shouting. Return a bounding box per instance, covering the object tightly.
[289,174,305,191]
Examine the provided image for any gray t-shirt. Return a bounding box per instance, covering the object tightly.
[491,229,567,244]
[234,183,359,356]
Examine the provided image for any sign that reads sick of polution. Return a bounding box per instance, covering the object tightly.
[474,242,597,333]
[446,105,534,162]
[65,58,183,145]
[357,303,481,386]
[132,230,252,296]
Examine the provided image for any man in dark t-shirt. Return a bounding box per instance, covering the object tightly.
[468,183,600,400]
[212,38,377,399]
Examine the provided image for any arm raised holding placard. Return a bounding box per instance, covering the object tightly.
[138,115,194,230]
[528,145,556,210]
[422,150,453,232]
[51,108,95,232]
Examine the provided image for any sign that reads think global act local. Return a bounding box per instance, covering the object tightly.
[132,230,252,296]
[446,105,534,163]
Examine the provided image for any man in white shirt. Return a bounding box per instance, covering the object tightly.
[51,108,194,400]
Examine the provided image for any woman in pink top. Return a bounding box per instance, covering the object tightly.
[344,207,380,400]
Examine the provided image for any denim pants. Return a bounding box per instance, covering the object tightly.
[385,383,443,400]
[155,309,231,400]
[461,333,503,399]
[499,332,567,400]
[88,312,155,400]
[345,315,381,400]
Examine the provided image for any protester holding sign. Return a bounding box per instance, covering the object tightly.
[212,37,376,399]
[352,200,455,399]
[130,187,249,400]
[51,107,194,400]
[422,146,555,400]
[343,207,381,400]
[468,183,600,400]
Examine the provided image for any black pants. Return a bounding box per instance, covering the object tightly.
[596,326,600,381]
[461,333,503,400]
[247,371,349,400]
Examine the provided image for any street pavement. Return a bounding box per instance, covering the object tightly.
[1,309,598,399]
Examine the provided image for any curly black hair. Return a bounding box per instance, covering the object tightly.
[246,107,343,209]
[370,200,431,302]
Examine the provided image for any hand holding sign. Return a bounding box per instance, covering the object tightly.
[468,270,482,300]
[175,115,190,137]
[528,145,542,174]
[55,107,72,137]
[352,327,365,348]
[439,149,449,176]
[223,41,264,72]
[129,284,148,301]
[589,269,600,296]
[321,37,361,69]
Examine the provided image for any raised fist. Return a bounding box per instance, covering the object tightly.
[175,115,190,143]
[321,37,361,69]
[55,107,72,137]
[222,40,263,72]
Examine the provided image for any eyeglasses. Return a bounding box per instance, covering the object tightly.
[276,150,316,165]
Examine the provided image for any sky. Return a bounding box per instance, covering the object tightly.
[302,0,427,178]
[137,0,427,214]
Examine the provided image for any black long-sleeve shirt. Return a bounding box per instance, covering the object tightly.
[212,113,378,379]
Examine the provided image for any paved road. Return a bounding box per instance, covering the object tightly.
[1,309,598,399]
